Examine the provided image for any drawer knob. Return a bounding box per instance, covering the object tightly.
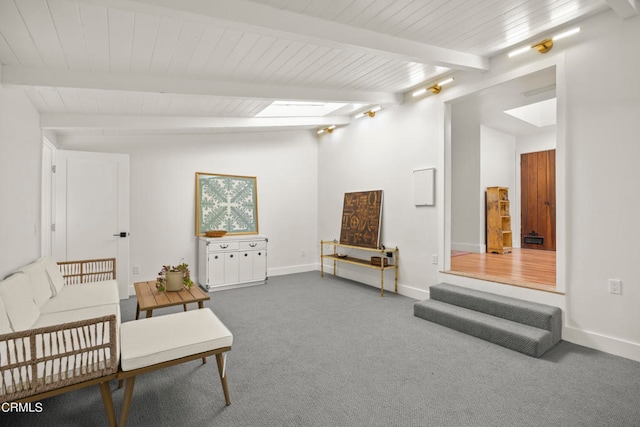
[249,242,258,247]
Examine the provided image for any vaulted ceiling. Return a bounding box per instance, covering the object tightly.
[0,0,635,137]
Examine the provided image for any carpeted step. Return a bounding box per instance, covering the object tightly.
[414,299,555,357]
[429,283,561,344]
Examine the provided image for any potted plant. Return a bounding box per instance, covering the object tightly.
[156,262,194,292]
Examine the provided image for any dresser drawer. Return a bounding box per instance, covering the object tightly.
[239,240,267,250]
[207,241,240,252]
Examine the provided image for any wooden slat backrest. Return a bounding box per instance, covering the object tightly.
[56,258,116,285]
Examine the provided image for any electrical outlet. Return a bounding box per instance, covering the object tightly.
[432,254,438,265]
[133,265,140,275]
[609,279,622,295]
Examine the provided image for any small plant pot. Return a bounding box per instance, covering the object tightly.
[165,271,184,291]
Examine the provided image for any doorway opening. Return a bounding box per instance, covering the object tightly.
[446,65,562,294]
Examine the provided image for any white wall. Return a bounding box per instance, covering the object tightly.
[480,125,516,248]
[317,99,441,298]
[481,125,516,191]
[450,101,482,252]
[0,87,42,278]
[558,12,640,358]
[59,130,319,291]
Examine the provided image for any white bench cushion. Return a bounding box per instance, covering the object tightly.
[0,298,12,334]
[15,260,52,308]
[33,303,120,329]
[120,309,233,371]
[40,280,119,314]
[0,274,40,331]
[40,256,66,296]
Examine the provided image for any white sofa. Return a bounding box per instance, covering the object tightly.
[1,256,233,427]
[0,257,120,404]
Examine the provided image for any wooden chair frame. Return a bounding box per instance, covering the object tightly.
[116,346,232,427]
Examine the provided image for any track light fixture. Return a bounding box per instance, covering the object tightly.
[508,27,581,58]
[317,125,336,135]
[412,77,454,97]
[354,105,383,119]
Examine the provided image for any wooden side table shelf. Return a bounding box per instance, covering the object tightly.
[133,281,210,319]
[320,240,399,297]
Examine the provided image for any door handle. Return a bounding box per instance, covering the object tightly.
[113,232,130,238]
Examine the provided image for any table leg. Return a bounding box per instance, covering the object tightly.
[183,304,188,312]
[320,241,324,277]
[145,310,153,318]
[198,301,204,309]
[135,303,140,320]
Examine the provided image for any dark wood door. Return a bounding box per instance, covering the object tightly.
[521,149,556,251]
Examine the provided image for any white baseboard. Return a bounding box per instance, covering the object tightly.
[397,284,429,300]
[562,326,640,363]
[268,263,317,277]
[451,242,485,253]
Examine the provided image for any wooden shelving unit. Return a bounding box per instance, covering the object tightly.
[320,240,398,297]
[486,186,512,254]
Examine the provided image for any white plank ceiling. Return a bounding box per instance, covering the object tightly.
[0,0,627,136]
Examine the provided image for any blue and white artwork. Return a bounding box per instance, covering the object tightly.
[196,173,258,235]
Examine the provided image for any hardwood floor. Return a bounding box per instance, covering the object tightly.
[447,248,559,294]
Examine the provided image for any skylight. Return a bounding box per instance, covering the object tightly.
[255,101,347,117]
[503,98,556,127]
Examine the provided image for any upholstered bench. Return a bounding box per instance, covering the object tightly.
[117,308,233,427]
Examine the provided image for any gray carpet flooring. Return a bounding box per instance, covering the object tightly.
[4,272,640,426]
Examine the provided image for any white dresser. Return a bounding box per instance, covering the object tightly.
[198,235,268,292]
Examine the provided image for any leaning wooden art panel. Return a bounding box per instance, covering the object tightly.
[339,190,383,249]
[196,172,259,236]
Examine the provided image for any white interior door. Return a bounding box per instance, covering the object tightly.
[54,150,130,299]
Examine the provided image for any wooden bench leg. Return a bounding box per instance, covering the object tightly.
[119,376,136,427]
[135,303,140,320]
[216,353,231,406]
[99,381,117,427]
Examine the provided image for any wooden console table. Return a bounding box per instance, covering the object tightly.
[133,281,210,319]
[320,240,398,297]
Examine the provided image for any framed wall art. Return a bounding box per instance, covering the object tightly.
[196,172,258,236]
[339,190,383,249]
